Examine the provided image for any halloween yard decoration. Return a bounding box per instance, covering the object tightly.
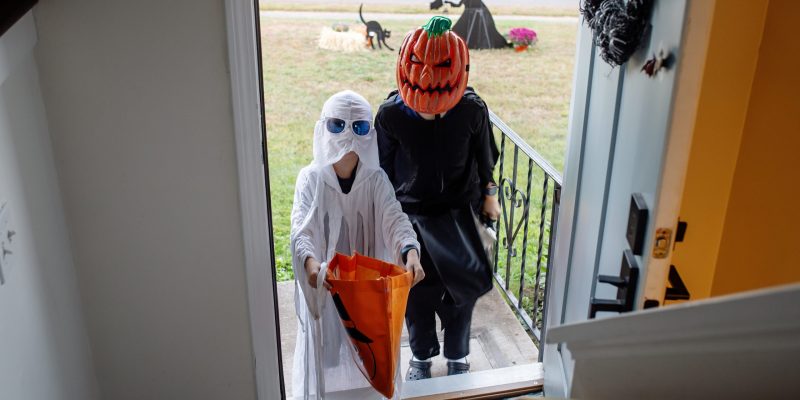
[318,24,367,53]
[580,0,654,66]
[359,4,393,50]
[431,0,508,50]
[396,16,470,115]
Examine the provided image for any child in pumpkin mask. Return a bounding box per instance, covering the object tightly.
[290,90,424,399]
[376,16,500,380]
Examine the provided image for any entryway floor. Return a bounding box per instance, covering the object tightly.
[277,280,539,395]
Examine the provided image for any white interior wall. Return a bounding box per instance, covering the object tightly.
[32,1,259,398]
[0,13,99,400]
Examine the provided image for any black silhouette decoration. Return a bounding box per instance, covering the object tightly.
[431,0,509,49]
[359,4,393,51]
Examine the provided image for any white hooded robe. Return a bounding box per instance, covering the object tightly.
[290,90,419,399]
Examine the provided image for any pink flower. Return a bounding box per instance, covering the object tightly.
[509,27,538,46]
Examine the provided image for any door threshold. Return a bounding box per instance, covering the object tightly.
[289,363,543,400]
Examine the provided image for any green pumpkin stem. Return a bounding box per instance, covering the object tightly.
[423,16,452,37]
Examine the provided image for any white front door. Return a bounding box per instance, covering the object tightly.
[541,0,697,395]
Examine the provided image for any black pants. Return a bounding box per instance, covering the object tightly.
[405,230,476,360]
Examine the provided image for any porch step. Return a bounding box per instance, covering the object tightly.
[287,363,544,400]
[278,281,539,396]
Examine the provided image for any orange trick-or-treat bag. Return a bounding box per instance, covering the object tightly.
[326,252,413,398]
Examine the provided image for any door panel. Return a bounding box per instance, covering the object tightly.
[563,58,623,324]
[595,0,688,309]
[558,50,624,388]
[542,19,594,397]
[543,0,689,395]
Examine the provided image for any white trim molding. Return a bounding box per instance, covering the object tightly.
[547,284,800,398]
[224,1,283,399]
[287,363,543,400]
[0,11,36,86]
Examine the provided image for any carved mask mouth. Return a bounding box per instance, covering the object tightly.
[396,17,469,115]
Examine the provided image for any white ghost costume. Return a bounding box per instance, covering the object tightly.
[290,90,419,399]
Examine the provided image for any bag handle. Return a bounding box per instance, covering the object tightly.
[311,261,330,398]
[315,261,330,315]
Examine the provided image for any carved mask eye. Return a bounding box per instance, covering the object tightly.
[436,59,452,68]
[410,53,422,64]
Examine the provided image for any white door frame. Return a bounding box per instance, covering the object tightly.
[541,17,596,398]
[225,1,284,399]
[222,1,719,398]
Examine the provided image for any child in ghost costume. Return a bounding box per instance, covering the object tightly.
[290,90,424,399]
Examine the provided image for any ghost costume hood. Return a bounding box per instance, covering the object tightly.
[313,90,380,169]
[290,90,419,399]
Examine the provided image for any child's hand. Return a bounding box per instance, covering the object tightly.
[405,249,425,287]
[482,193,501,222]
[304,257,332,290]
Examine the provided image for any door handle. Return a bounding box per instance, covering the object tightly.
[589,250,639,318]
[597,274,627,287]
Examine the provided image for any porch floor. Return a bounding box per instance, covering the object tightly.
[277,281,539,395]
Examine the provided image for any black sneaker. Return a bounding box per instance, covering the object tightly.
[406,360,432,381]
[446,360,470,376]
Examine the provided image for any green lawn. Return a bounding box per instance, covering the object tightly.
[261,2,578,17]
[261,15,577,280]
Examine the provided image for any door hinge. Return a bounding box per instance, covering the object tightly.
[664,264,690,301]
[675,220,688,243]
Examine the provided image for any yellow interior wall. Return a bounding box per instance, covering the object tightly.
[710,0,800,296]
[669,0,769,300]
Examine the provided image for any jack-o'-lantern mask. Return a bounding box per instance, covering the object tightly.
[396,16,469,115]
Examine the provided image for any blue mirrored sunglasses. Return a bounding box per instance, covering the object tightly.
[325,118,371,136]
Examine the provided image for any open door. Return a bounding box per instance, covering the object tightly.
[541,0,712,395]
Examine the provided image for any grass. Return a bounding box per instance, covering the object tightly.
[261,14,577,280]
[260,2,579,17]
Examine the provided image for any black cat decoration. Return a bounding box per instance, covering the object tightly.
[431,0,508,49]
[359,4,393,51]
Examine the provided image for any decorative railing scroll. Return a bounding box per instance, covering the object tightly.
[488,110,562,360]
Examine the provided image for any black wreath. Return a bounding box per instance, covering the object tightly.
[580,0,654,67]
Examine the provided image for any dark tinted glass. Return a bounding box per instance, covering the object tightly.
[325,118,346,134]
[352,120,371,136]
